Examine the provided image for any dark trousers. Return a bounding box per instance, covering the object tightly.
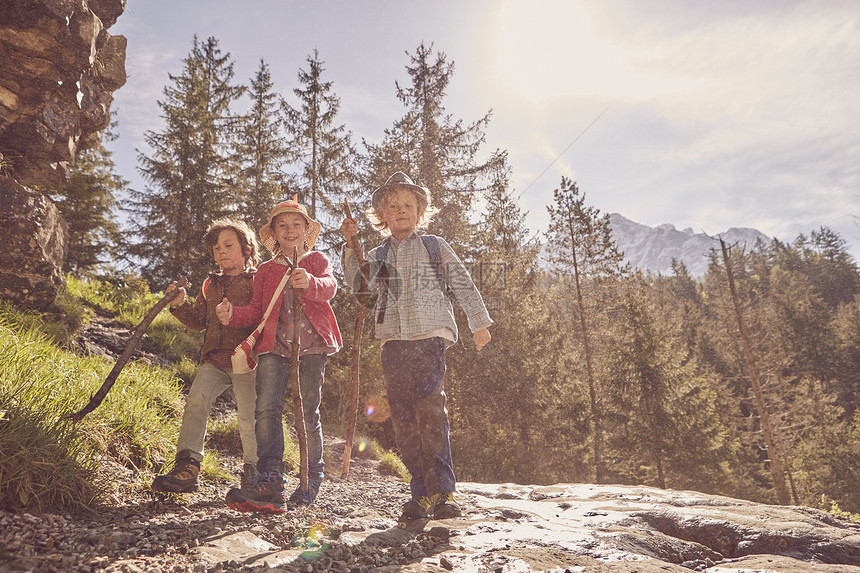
[382,337,455,499]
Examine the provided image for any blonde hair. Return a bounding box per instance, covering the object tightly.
[367,185,438,235]
[204,218,261,269]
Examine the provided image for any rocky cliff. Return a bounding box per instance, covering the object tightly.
[0,0,126,310]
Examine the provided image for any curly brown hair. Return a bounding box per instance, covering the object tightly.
[203,218,262,269]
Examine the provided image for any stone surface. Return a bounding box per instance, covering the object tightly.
[0,0,126,310]
[2,443,859,572]
[0,0,127,188]
[0,176,67,310]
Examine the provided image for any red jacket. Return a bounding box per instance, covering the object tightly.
[229,251,342,353]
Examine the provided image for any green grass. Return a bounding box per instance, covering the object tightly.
[64,274,203,364]
[0,303,184,512]
[1,276,412,512]
[822,495,860,523]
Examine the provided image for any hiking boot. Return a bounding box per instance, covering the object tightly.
[225,472,285,513]
[399,496,432,521]
[431,492,462,519]
[151,451,200,493]
[240,463,258,489]
[288,473,323,506]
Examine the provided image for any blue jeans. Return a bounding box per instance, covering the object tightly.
[255,352,328,477]
[382,337,455,499]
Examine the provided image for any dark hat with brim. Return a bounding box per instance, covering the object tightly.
[371,171,428,210]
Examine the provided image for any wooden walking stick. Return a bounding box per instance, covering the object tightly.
[288,246,309,494]
[70,277,189,422]
[341,199,369,478]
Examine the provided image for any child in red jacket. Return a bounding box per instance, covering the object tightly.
[216,200,341,513]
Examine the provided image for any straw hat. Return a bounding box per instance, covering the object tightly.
[371,171,428,210]
[259,199,322,254]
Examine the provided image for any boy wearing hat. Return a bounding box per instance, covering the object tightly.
[217,199,342,513]
[340,172,492,521]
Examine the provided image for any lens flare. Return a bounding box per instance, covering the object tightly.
[364,396,391,423]
[292,519,337,559]
[357,438,368,452]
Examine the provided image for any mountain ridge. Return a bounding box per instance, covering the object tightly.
[608,213,772,277]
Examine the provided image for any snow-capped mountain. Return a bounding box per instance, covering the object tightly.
[608,213,771,277]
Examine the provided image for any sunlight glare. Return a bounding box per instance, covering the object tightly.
[496,0,694,102]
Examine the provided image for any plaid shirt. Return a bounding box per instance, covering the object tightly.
[342,231,492,345]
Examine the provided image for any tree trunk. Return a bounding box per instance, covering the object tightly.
[720,239,791,505]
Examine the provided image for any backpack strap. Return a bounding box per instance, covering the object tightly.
[375,235,453,324]
[420,235,449,295]
[375,239,391,324]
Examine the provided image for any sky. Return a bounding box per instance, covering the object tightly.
[109,0,860,259]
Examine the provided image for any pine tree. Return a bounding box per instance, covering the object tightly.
[45,121,124,275]
[364,42,503,250]
[281,50,356,251]
[447,158,590,484]
[544,176,628,483]
[126,35,246,288]
[603,273,733,491]
[236,59,290,234]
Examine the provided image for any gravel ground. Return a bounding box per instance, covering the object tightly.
[0,436,455,573]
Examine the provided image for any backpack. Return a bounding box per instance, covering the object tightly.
[375,234,452,323]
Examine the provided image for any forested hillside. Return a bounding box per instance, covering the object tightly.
[36,36,860,517]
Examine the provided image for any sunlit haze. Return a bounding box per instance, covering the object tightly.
[110,0,860,260]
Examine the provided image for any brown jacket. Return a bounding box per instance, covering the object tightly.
[170,270,256,363]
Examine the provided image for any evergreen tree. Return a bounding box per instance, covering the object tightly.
[447,158,592,484]
[236,59,290,234]
[364,42,503,250]
[544,176,628,483]
[603,273,733,492]
[789,228,860,310]
[126,35,246,288]
[833,294,860,416]
[281,50,356,251]
[46,121,124,275]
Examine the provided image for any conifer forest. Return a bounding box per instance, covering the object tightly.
[53,38,860,513]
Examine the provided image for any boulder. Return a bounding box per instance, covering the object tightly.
[0,0,126,310]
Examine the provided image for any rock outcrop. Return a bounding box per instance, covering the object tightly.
[4,467,858,572]
[0,177,68,310]
[0,0,127,188]
[0,0,126,310]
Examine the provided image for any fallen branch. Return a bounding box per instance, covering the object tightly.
[70,277,188,422]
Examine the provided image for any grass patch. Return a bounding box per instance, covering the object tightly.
[379,450,410,482]
[823,495,860,523]
[202,451,234,483]
[0,304,185,512]
[207,415,242,455]
[64,274,203,364]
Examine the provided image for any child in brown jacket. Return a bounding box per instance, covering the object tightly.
[151,218,261,493]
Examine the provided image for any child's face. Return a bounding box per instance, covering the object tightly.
[380,186,420,240]
[272,212,309,254]
[213,229,246,276]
